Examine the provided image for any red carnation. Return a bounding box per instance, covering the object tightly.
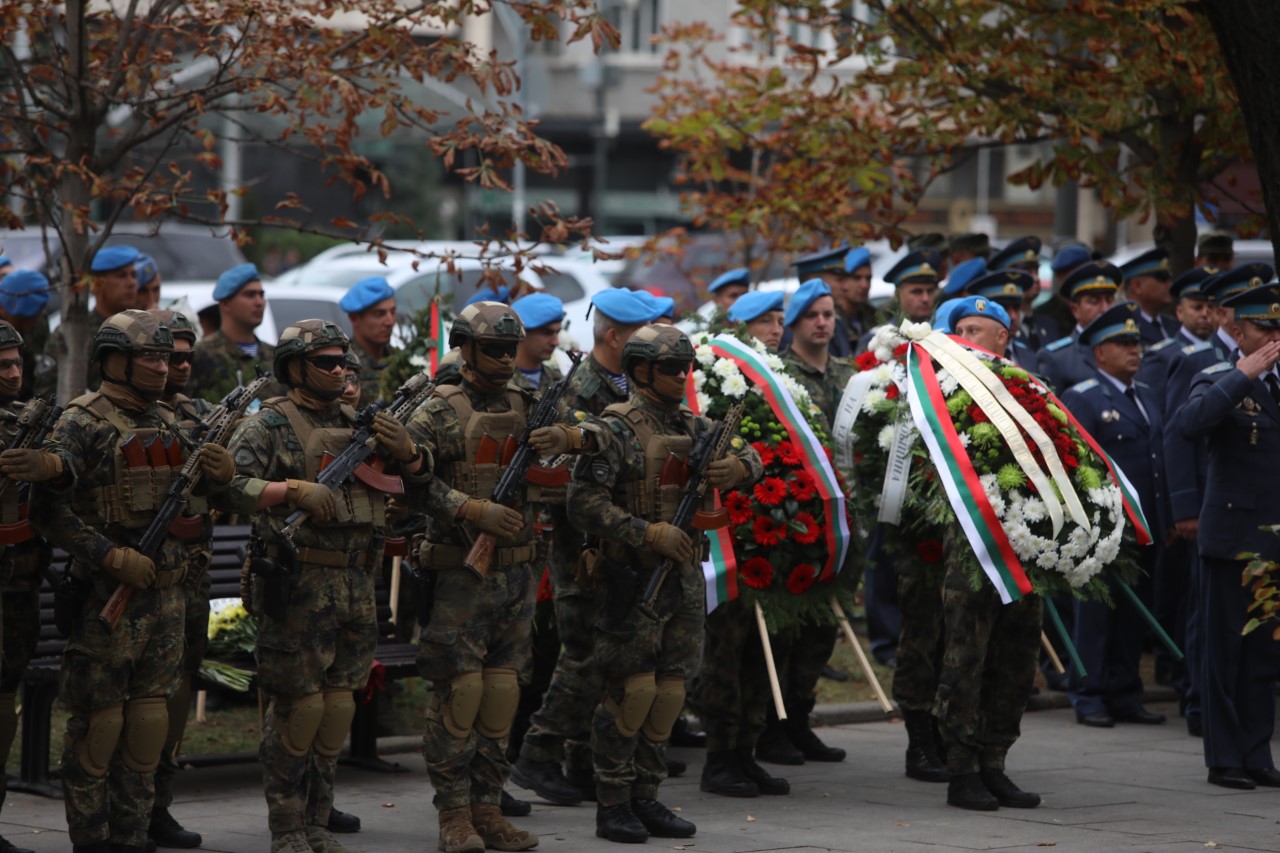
[751,441,775,466]
[969,405,989,424]
[752,516,788,547]
[787,563,817,594]
[775,440,801,465]
[792,512,822,544]
[916,540,944,564]
[790,470,817,501]
[753,477,788,506]
[885,384,900,400]
[536,567,553,603]
[855,351,882,371]
[893,342,910,358]
[740,556,775,589]
[725,490,754,526]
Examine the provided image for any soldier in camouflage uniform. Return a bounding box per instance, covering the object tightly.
[568,325,761,844]
[29,310,237,853]
[224,319,428,853]
[0,269,52,403]
[190,263,284,403]
[0,320,56,853]
[405,301,608,853]
[340,276,399,404]
[511,289,660,806]
[341,351,362,409]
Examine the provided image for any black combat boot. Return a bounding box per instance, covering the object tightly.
[510,756,583,806]
[148,807,202,849]
[947,773,999,811]
[784,701,846,763]
[501,789,532,817]
[595,802,649,844]
[738,745,790,795]
[902,710,949,783]
[631,799,695,838]
[754,721,804,765]
[699,750,759,797]
[980,769,1041,808]
[327,807,361,833]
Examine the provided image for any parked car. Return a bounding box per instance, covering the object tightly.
[159,283,350,345]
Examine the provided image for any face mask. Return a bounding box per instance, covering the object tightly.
[634,362,687,408]
[464,340,515,390]
[287,356,345,408]
[100,352,166,410]
[0,372,20,401]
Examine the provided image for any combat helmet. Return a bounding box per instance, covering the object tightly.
[0,320,24,351]
[92,309,174,363]
[621,324,694,375]
[272,319,349,378]
[343,350,362,371]
[147,308,198,344]
[448,301,524,349]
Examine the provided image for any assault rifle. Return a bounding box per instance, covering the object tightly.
[463,350,584,578]
[0,394,62,499]
[638,401,745,620]
[99,371,275,630]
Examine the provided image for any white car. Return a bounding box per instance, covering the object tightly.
[159,283,350,344]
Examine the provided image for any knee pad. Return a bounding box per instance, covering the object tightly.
[0,692,17,766]
[76,705,124,779]
[642,676,685,743]
[476,668,520,740]
[606,673,656,738]
[279,693,325,758]
[441,672,484,739]
[315,688,357,758]
[121,697,168,772]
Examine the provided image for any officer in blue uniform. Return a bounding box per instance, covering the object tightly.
[962,269,1041,373]
[1038,262,1121,392]
[988,236,1041,276]
[1060,302,1167,728]
[937,258,987,310]
[1176,282,1280,790]
[782,246,857,357]
[708,268,750,313]
[1119,248,1178,348]
[856,250,942,353]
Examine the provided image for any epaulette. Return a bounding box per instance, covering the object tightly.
[1148,338,1177,354]
[1201,362,1232,375]
[1044,337,1073,353]
[1068,378,1099,393]
[1182,340,1211,356]
[1134,380,1151,390]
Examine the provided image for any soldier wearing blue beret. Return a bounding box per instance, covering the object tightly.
[340,276,399,403]
[0,270,51,400]
[962,269,1041,372]
[1176,281,1280,790]
[1119,248,1177,347]
[788,245,862,357]
[1037,262,1121,392]
[1060,302,1168,730]
[708,268,750,312]
[190,262,283,403]
[727,290,785,350]
[633,290,676,325]
[135,254,161,311]
[510,292,565,393]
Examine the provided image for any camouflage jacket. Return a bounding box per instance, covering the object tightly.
[567,394,762,555]
[350,338,398,404]
[511,360,563,395]
[34,310,109,398]
[190,330,284,404]
[781,349,854,431]
[561,353,628,420]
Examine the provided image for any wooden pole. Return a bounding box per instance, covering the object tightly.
[753,600,787,722]
[195,690,208,724]
[388,556,402,626]
[830,595,893,714]
[1041,631,1065,675]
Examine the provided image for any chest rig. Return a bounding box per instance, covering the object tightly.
[602,401,713,524]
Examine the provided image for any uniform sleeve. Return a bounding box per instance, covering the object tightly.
[1176,369,1251,440]
[220,415,277,515]
[733,437,764,487]
[29,412,115,565]
[405,403,470,520]
[566,422,647,550]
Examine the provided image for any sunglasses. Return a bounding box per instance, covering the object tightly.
[168,352,193,367]
[306,354,347,371]
[479,341,518,360]
[0,358,21,370]
[654,360,693,377]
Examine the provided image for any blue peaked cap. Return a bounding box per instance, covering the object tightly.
[339,276,396,313]
[91,245,142,274]
[941,258,987,296]
[0,270,49,318]
[727,290,784,323]
[1080,301,1142,346]
[213,262,261,300]
[784,279,832,327]
[511,292,565,329]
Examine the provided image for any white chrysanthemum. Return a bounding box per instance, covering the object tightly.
[749,384,764,397]
[722,373,748,398]
[873,345,895,363]
[938,373,960,397]
[877,425,896,451]
[409,354,428,367]
[695,345,715,367]
[1021,497,1047,523]
[873,365,894,385]
[765,353,786,373]
[696,391,712,412]
[692,370,707,392]
[712,358,739,380]
[863,388,887,411]
[957,432,972,448]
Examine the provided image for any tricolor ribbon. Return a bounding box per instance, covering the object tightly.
[428,299,447,377]
[684,373,739,612]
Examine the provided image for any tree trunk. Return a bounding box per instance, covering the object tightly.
[56,0,92,401]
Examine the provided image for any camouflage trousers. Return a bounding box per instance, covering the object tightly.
[518,555,602,775]
[591,565,704,806]
[418,563,534,811]
[694,597,771,752]
[933,532,1042,776]
[155,568,212,812]
[765,621,837,724]
[60,579,184,848]
[892,559,947,712]
[256,566,377,834]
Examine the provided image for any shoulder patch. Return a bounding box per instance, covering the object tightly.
[1045,337,1072,353]
[1148,338,1176,354]
[1201,362,1233,375]
[1182,341,1211,356]
[1068,378,1099,393]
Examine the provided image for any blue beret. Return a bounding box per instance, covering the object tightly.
[844,247,872,274]
[464,285,510,307]
[1223,281,1280,329]
[1080,302,1143,346]
[727,290,784,323]
[945,296,1010,332]
[931,303,955,334]
[941,258,988,297]
[0,270,49,318]
[134,254,159,288]
[988,236,1042,271]
[91,245,142,274]
[709,268,750,293]
[1050,243,1091,273]
[1059,262,1122,301]
[510,292,565,330]
[632,289,677,321]
[1119,247,1171,280]
[792,246,848,279]
[339,276,396,313]
[213,262,261,300]
[884,250,942,286]
[1170,267,1217,301]
[592,288,661,324]
[784,278,833,327]
[0,256,9,268]
[1202,262,1274,303]
[964,269,1036,305]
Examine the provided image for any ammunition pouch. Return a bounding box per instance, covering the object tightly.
[53,561,90,639]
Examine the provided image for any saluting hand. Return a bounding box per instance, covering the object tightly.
[1236,340,1280,380]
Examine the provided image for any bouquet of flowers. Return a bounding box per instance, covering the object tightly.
[690,332,855,629]
[199,599,258,692]
[1241,526,1280,638]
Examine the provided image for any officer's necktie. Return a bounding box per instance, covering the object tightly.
[1124,387,1149,425]
[1266,373,1280,407]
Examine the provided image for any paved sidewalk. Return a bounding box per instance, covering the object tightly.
[3,698,1278,852]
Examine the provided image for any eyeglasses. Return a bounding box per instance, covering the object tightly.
[306,354,347,371]
[654,360,693,377]
[479,341,518,360]
[0,359,21,370]
[168,352,193,367]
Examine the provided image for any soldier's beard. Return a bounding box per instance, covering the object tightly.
[0,373,20,402]
[100,352,166,409]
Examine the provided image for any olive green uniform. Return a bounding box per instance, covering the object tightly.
[349,339,398,404]
[190,330,284,403]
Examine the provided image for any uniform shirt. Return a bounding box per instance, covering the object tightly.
[190,330,284,404]
[34,310,108,398]
[780,349,854,430]
[560,353,628,419]
[349,339,398,404]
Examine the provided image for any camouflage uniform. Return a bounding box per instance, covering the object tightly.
[892,552,946,712]
[190,330,283,403]
[349,338,397,404]
[694,597,773,753]
[510,361,563,395]
[34,310,109,398]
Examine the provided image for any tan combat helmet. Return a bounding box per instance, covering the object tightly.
[448,301,524,348]
[93,309,175,362]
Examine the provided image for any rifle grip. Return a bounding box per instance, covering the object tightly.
[464,533,495,580]
[99,585,130,632]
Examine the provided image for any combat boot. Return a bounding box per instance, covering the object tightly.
[738,745,790,795]
[269,830,316,853]
[631,799,695,838]
[902,710,949,783]
[785,717,846,762]
[754,722,804,765]
[510,756,583,806]
[699,750,759,797]
[595,802,648,844]
[501,789,532,817]
[980,769,1041,808]
[470,802,539,851]
[436,806,484,853]
[0,834,35,853]
[946,773,999,811]
[148,806,202,849]
[304,826,349,853]
[326,808,361,833]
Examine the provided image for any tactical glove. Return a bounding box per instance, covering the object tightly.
[103,547,157,589]
[0,448,63,482]
[198,444,236,485]
[706,456,748,489]
[644,521,693,562]
[372,412,418,463]
[528,424,584,455]
[286,479,337,523]
[459,498,525,539]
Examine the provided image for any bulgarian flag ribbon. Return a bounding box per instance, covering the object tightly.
[684,373,739,613]
[427,298,447,377]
